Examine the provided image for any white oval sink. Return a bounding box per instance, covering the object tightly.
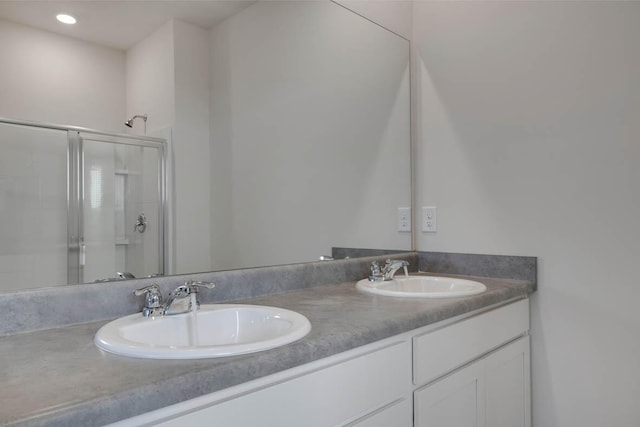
[95,304,311,359]
[356,276,486,298]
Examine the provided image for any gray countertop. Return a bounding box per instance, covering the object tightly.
[1,274,534,427]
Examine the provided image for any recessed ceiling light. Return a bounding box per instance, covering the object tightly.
[56,14,77,25]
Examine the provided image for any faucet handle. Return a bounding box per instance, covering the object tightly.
[369,261,383,282]
[134,283,161,298]
[169,281,216,298]
[370,261,381,275]
[184,280,216,293]
[134,284,163,317]
[385,259,409,267]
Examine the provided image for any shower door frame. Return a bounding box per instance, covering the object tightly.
[71,130,167,284]
[0,117,168,285]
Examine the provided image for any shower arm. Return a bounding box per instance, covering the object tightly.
[124,114,147,134]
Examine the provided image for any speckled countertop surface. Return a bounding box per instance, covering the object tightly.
[1,274,534,427]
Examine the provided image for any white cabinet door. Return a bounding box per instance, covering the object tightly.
[484,336,531,427]
[415,336,531,427]
[414,361,484,427]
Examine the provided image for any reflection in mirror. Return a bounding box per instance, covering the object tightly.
[209,1,411,270]
[0,124,69,289]
[81,134,165,284]
[0,121,167,291]
[0,1,411,292]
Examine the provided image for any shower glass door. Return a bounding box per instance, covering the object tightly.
[0,118,166,291]
[0,122,68,291]
[79,132,165,283]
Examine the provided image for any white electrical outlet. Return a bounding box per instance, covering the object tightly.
[422,206,437,232]
[397,207,411,232]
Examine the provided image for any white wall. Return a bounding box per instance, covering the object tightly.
[209,15,235,270]
[413,2,640,426]
[209,1,411,270]
[0,19,125,131]
[126,21,175,134]
[126,19,211,275]
[173,20,211,274]
[334,0,412,40]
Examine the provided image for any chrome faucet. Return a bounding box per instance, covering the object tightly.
[117,272,136,280]
[382,259,409,280]
[164,280,216,315]
[134,280,216,317]
[369,259,410,282]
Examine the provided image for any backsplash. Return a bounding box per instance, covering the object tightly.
[0,253,417,336]
[332,249,537,284]
[419,252,537,283]
[332,247,411,259]
[0,251,537,337]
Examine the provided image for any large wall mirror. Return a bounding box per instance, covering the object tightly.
[0,1,411,292]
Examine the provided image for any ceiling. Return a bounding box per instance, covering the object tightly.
[0,1,256,50]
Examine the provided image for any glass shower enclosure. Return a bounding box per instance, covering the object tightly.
[0,118,167,291]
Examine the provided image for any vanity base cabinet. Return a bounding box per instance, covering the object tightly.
[414,336,530,427]
[110,298,530,427]
[150,340,412,427]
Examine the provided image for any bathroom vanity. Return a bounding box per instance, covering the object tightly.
[116,299,529,427]
[0,254,536,427]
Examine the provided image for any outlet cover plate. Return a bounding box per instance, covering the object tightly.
[397,207,411,232]
[422,206,437,232]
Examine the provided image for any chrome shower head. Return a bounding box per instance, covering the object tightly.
[124,114,147,128]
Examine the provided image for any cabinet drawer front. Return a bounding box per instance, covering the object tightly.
[413,299,529,385]
[156,340,411,427]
